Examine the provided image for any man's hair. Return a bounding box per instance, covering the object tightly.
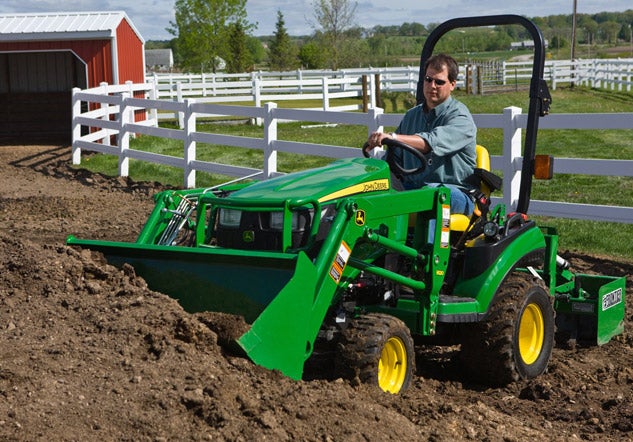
[425,54,459,82]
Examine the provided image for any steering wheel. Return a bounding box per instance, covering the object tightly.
[363,137,427,177]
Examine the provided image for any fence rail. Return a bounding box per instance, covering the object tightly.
[72,81,633,224]
[148,58,633,105]
[145,59,633,124]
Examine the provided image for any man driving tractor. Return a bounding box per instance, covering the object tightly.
[364,54,477,216]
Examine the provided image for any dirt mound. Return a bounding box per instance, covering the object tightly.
[0,145,632,441]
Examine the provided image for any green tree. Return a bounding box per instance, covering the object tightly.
[550,35,568,50]
[268,11,299,71]
[247,37,266,64]
[399,22,426,36]
[578,16,599,45]
[336,31,369,67]
[299,39,327,69]
[168,0,253,72]
[226,21,253,73]
[599,21,621,44]
[310,0,358,69]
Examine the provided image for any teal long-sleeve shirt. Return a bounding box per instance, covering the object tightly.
[395,96,477,191]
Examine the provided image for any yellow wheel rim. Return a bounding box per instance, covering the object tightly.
[518,302,545,365]
[378,336,408,394]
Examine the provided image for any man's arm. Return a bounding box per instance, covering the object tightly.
[364,131,431,154]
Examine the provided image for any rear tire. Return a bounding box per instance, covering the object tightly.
[338,313,415,394]
[460,273,554,386]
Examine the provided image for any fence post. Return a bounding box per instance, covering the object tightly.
[254,77,262,125]
[408,66,416,94]
[322,77,330,111]
[125,81,138,140]
[368,72,377,109]
[501,106,523,211]
[251,71,258,101]
[298,69,303,93]
[148,78,159,127]
[263,102,278,178]
[118,92,132,178]
[374,73,382,108]
[99,82,112,146]
[167,74,174,100]
[253,76,261,107]
[367,107,384,136]
[176,82,185,128]
[71,87,82,165]
[184,99,197,188]
[573,60,580,87]
[362,75,369,113]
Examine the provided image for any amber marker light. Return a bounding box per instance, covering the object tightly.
[534,155,554,180]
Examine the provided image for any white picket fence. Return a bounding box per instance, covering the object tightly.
[505,58,633,91]
[147,58,633,114]
[71,82,633,224]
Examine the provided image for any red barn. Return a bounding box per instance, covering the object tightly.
[0,11,145,143]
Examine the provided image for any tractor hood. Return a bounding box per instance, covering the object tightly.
[229,157,392,203]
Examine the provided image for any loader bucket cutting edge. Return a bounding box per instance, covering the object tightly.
[67,237,322,380]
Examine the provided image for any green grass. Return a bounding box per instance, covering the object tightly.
[460,88,633,260]
[533,217,633,262]
[75,87,633,261]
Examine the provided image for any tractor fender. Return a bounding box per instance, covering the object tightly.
[452,223,547,317]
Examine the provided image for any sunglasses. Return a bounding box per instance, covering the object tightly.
[424,76,448,86]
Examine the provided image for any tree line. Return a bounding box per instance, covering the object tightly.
[153,0,633,73]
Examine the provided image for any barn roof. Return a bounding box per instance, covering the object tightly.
[0,11,144,43]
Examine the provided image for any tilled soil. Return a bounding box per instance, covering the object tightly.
[0,145,631,441]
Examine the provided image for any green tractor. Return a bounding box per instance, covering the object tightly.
[68,15,625,394]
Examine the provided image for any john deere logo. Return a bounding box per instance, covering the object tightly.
[355,210,366,226]
[242,230,255,243]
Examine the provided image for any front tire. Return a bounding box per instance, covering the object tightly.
[460,273,555,386]
[338,313,415,394]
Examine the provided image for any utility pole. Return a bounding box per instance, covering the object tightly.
[571,0,577,60]
[570,0,577,88]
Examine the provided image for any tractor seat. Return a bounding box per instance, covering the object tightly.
[450,145,501,232]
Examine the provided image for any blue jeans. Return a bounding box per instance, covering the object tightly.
[403,182,474,216]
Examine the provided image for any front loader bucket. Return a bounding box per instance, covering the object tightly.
[554,273,626,346]
[66,237,322,379]
[238,252,319,379]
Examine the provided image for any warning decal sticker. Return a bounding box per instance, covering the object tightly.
[329,241,351,283]
[441,204,451,248]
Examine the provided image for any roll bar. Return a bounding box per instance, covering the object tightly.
[416,15,551,214]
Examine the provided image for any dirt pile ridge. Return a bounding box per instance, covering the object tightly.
[0,145,631,441]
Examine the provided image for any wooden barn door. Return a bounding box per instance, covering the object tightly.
[0,51,86,144]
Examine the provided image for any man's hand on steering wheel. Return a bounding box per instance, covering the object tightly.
[363,131,389,158]
[362,136,427,176]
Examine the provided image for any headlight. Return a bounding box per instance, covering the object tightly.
[218,209,241,227]
[269,211,284,230]
[270,211,301,231]
[270,210,310,231]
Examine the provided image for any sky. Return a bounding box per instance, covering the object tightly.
[0,1,631,41]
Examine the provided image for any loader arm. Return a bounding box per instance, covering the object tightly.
[238,199,356,379]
